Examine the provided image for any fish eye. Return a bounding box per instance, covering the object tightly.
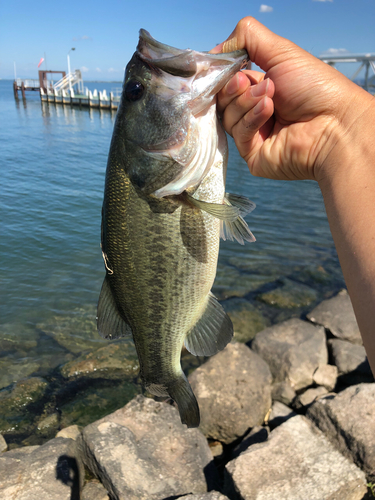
[125,80,145,101]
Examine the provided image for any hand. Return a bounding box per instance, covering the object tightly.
[214,17,373,183]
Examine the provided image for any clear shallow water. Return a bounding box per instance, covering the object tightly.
[0,79,345,388]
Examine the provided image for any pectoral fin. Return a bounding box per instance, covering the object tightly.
[220,193,256,245]
[97,277,133,339]
[184,292,233,357]
[185,193,239,221]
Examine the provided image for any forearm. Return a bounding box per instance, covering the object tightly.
[318,95,375,374]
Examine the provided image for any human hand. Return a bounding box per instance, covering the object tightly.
[214,17,373,182]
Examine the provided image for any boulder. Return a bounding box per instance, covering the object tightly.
[271,380,296,405]
[328,339,372,376]
[0,437,84,500]
[267,401,296,429]
[307,289,362,344]
[251,318,327,391]
[221,298,270,343]
[307,383,375,480]
[0,434,7,453]
[182,493,229,500]
[312,363,338,391]
[81,480,110,500]
[293,386,328,410]
[189,343,272,444]
[56,425,82,441]
[78,395,215,500]
[224,415,367,500]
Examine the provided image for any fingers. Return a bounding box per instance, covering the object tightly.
[218,75,275,137]
[232,95,274,163]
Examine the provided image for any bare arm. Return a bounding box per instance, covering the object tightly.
[214,17,375,373]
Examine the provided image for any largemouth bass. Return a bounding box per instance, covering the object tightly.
[97,30,255,428]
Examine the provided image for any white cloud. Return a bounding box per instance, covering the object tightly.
[313,0,333,2]
[81,66,89,72]
[108,68,118,73]
[96,67,102,73]
[321,48,348,55]
[259,4,273,12]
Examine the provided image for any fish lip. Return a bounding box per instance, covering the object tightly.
[136,29,249,80]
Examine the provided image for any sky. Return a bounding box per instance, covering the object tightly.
[1,0,374,82]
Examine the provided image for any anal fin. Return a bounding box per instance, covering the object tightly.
[184,292,233,357]
[97,276,132,339]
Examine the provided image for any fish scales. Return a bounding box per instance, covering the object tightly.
[98,30,255,427]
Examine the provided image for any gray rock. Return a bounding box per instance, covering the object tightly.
[0,434,7,453]
[56,425,82,441]
[0,437,84,499]
[293,386,329,410]
[267,401,296,429]
[221,298,270,343]
[60,340,139,379]
[231,425,269,459]
[307,289,362,344]
[208,440,224,458]
[182,493,229,500]
[307,383,375,480]
[224,415,367,500]
[189,343,272,444]
[78,395,214,500]
[271,380,296,405]
[251,318,327,391]
[81,480,110,500]
[256,278,318,309]
[313,363,338,391]
[36,413,60,437]
[329,338,372,376]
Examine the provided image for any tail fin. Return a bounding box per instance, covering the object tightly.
[168,374,200,428]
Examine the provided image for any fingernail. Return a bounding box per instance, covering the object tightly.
[251,78,269,98]
[226,74,239,95]
[253,96,267,115]
[222,37,238,53]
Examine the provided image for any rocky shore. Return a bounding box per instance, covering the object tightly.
[1,289,374,499]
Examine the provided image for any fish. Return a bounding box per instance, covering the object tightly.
[97,30,256,428]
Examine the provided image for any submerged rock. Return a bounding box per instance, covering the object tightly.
[307,289,362,344]
[189,343,272,444]
[59,379,140,429]
[0,358,41,391]
[221,298,270,343]
[251,318,327,391]
[78,395,214,500]
[256,278,318,309]
[307,383,375,480]
[37,305,107,354]
[60,340,139,380]
[0,437,84,500]
[224,415,367,500]
[0,377,48,435]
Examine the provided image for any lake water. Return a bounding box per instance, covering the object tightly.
[0,79,345,443]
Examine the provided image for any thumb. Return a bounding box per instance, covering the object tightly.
[221,17,300,73]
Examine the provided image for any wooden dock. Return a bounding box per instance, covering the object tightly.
[13,69,120,110]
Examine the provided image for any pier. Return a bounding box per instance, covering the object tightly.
[319,53,375,92]
[13,69,121,110]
